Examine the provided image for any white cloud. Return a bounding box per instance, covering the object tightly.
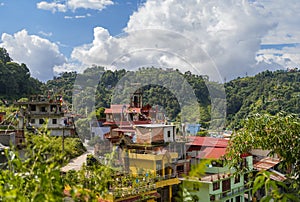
[257,0,300,44]
[67,0,114,11]
[64,13,91,19]
[37,1,67,13]
[37,0,113,13]
[38,31,53,37]
[65,0,279,81]
[257,46,300,68]
[64,16,73,19]
[51,0,300,81]
[1,29,66,81]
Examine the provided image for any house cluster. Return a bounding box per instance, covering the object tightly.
[91,91,286,202]
[0,90,287,202]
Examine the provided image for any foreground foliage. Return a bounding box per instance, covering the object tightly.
[227,113,300,200]
[0,133,112,201]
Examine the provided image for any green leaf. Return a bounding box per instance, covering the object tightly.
[260,195,272,202]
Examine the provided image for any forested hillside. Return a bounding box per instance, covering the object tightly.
[1,47,299,129]
[0,48,42,101]
[59,67,213,125]
[225,69,300,128]
[49,67,300,130]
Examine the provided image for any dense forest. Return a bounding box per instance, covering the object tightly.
[225,69,300,128]
[0,48,299,129]
[46,66,300,130]
[0,48,42,101]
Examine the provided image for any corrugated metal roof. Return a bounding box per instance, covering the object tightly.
[253,157,281,171]
[187,136,228,148]
[269,169,287,182]
[196,147,227,159]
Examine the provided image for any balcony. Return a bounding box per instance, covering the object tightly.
[128,152,178,161]
[155,175,180,188]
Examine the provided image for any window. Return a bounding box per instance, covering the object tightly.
[167,130,171,138]
[236,196,241,202]
[213,181,220,191]
[50,105,56,112]
[177,165,184,172]
[222,179,231,192]
[30,105,36,111]
[234,175,240,184]
[41,106,46,112]
[210,195,215,201]
[52,119,57,124]
[39,119,45,124]
[30,119,35,124]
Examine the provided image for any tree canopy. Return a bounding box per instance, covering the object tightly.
[0,48,43,101]
[226,113,300,200]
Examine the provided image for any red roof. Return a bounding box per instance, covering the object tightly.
[103,120,151,126]
[196,147,227,159]
[104,105,142,114]
[187,136,228,148]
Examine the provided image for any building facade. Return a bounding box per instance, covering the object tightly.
[14,95,76,137]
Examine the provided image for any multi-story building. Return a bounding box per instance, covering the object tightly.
[98,90,189,202]
[98,89,257,202]
[14,95,76,137]
[181,136,253,202]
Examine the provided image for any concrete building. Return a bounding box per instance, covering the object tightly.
[14,95,76,137]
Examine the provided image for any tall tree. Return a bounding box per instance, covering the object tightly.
[0,47,12,64]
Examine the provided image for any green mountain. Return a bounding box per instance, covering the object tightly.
[48,67,300,130]
[225,69,300,128]
[1,47,299,129]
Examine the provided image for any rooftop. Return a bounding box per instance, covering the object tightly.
[135,124,174,128]
[196,147,227,159]
[187,136,228,148]
[253,156,281,171]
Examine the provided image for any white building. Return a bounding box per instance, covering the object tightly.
[135,124,176,144]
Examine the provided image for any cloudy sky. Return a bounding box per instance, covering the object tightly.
[0,0,299,82]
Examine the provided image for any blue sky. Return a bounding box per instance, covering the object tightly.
[1,0,300,81]
[0,0,138,56]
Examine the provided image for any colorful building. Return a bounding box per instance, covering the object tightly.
[181,136,254,202]
[98,90,189,202]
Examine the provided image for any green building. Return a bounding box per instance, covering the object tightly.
[181,136,254,202]
[181,155,253,202]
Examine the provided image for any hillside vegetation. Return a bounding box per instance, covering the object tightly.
[0,48,42,101]
[44,66,300,130]
[225,69,300,128]
[0,48,299,129]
